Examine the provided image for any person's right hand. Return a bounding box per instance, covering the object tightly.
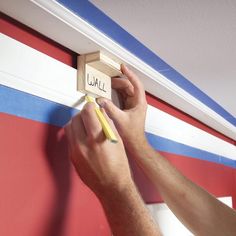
[97,64,148,154]
[65,102,133,197]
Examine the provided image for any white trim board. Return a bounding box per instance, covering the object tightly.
[0,33,80,109]
[147,196,232,236]
[146,105,236,160]
[1,33,236,161]
[0,0,235,140]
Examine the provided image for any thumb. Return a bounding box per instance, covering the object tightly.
[96,97,123,122]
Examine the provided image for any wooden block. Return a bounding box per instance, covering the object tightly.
[85,51,122,77]
[77,52,121,99]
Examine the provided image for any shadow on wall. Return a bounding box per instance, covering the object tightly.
[43,105,74,236]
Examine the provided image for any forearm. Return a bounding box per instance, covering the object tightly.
[97,181,161,236]
[128,141,236,236]
[97,64,236,235]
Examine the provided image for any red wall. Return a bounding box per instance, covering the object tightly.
[0,113,110,236]
[0,13,111,236]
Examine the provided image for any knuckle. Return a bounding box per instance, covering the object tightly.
[86,136,98,148]
[87,132,105,146]
[81,103,94,116]
[136,79,143,88]
[104,99,111,108]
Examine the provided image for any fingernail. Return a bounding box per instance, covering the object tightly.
[123,64,129,70]
[96,98,106,107]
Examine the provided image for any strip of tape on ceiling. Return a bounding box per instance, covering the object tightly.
[0,0,235,140]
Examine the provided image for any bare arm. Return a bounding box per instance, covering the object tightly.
[65,102,161,236]
[130,141,236,236]
[98,179,160,236]
[97,64,236,236]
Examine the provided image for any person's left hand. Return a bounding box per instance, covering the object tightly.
[64,102,133,197]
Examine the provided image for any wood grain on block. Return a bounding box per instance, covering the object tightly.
[86,51,122,77]
[77,52,121,99]
[78,54,86,94]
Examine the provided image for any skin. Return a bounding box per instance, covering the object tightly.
[65,101,160,235]
[65,64,236,236]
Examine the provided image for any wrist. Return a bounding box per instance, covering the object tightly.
[96,177,136,202]
[126,136,150,156]
[95,175,135,200]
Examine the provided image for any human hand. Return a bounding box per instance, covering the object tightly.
[96,64,148,154]
[64,102,133,197]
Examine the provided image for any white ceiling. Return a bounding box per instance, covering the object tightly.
[90,0,236,117]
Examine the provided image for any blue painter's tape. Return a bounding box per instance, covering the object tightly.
[1,85,235,168]
[57,0,170,72]
[56,0,236,127]
[146,132,236,169]
[0,85,78,127]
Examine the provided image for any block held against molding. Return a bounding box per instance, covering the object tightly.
[77,51,122,99]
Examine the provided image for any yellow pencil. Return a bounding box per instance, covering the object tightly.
[85,95,118,143]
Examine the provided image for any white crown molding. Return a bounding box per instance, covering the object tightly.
[0,0,235,140]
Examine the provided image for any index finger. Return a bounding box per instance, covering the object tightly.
[111,77,134,96]
[80,102,104,141]
[121,64,144,96]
